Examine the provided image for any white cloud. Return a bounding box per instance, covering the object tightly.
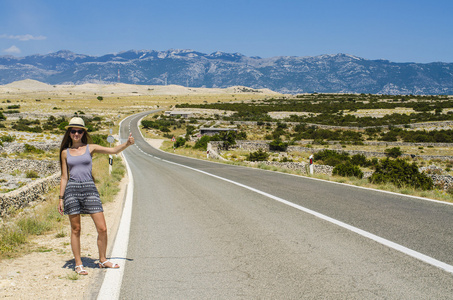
[4,45,21,54]
[0,34,46,41]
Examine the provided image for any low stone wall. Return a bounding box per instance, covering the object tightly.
[428,174,453,190]
[0,142,60,154]
[248,160,334,176]
[0,172,60,217]
[213,140,453,161]
[218,120,453,131]
[0,158,59,177]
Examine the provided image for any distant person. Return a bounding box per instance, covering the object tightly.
[57,117,134,275]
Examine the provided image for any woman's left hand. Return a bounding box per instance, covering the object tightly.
[126,133,135,146]
[58,200,64,216]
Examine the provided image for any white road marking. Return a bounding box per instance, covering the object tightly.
[97,123,135,299]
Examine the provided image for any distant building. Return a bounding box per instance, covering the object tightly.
[164,111,193,118]
[199,128,237,136]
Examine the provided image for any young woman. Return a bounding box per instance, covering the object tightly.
[58,117,134,275]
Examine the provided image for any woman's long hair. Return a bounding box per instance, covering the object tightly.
[59,128,93,172]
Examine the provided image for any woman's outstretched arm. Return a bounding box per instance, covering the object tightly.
[90,133,135,155]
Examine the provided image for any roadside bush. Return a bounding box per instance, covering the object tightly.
[314,149,350,167]
[247,149,269,161]
[194,135,211,150]
[174,137,186,148]
[269,139,288,152]
[333,162,363,179]
[350,154,369,167]
[141,118,182,133]
[368,158,433,190]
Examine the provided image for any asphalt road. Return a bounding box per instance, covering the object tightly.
[117,111,453,299]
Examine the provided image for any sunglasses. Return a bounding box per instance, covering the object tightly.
[70,129,85,134]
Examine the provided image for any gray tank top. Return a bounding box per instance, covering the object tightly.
[66,144,93,181]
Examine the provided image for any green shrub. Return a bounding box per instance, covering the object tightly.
[174,137,186,148]
[281,157,293,162]
[350,154,369,167]
[269,139,288,152]
[58,121,69,130]
[369,158,433,190]
[24,144,44,154]
[247,149,270,161]
[194,135,211,150]
[236,131,247,140]
[25,170,39,178]
[385,147,403,158]
[333,162,363,178]
[91,134,108,147]
[314,149,350,167]
[0,135,15,143]
[12,123,43,133]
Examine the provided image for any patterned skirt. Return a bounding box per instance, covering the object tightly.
[63,179,103,215]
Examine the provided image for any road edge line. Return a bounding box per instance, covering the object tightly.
[96,122,135,300]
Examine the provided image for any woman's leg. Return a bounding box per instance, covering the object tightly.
[90,212,108,262]
[68,214,85,268]
[91,212,119,268]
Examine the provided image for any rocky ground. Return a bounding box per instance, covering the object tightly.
[0,131,60,191]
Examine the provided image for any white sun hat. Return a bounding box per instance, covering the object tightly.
[65,117,87,130]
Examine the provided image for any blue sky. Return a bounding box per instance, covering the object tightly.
[0,0,452,63]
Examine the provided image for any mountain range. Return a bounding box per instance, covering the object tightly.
[0,49,452,95]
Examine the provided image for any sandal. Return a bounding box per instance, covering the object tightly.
[99,259,119,269]
[75,265,88,275]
